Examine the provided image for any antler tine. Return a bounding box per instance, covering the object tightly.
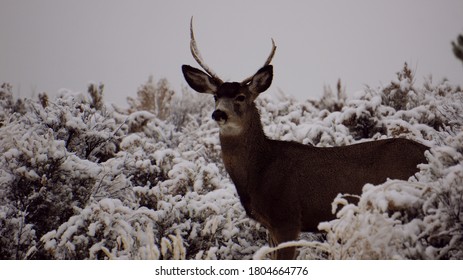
[189,17,223,84]
[242,38,277,85]
[264,38,277,66]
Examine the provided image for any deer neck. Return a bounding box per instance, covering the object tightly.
[218,105,270,195]
[219,105,268,151]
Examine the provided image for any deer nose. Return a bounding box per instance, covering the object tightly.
[212,110,228,122]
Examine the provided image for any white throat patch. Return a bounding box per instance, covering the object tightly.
[218,121,243,136]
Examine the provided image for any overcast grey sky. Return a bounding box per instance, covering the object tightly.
[1,0,462,106]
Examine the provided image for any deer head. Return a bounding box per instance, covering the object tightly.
[182,18,276,136]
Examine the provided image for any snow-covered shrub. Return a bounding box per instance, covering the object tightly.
[127,77,174,120]
[381,63,420,111]
[57,92,121,162]
[140,150,267,260]
[40,198,164,259]
[419,132,463,259]
[169,86,215,131]
[0,205,36,260]
[127,76,215,132]
[0,129,100,236]
[38,126,267,259]
[312,79,347,112]
[0,83,15,123]
[340,94,388,140]
[0,83,25,125]
[87,83,104,111]
[0,86,123,259]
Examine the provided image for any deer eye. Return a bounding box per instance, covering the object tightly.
[235,95,246,102]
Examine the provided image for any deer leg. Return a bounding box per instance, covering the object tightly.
[269,227,300,260]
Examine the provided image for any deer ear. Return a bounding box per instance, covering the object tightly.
[248,65,273,96]
[182,65,219,94]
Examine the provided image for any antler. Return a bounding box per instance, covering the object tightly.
[189,17,223,84]
[241,38,277,85]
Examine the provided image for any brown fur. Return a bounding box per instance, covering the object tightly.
[218,104,428,259]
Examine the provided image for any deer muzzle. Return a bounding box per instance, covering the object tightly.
[212,110,228,123]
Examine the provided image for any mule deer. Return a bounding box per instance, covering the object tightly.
[182,19,429,259]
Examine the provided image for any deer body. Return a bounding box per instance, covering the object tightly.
[223,129,428,232]
[182,19,428,259]
[216,100,427,259]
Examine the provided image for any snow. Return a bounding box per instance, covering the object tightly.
[0,64,462,259]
